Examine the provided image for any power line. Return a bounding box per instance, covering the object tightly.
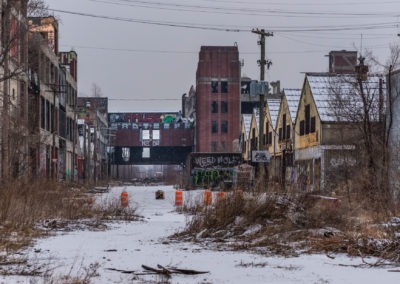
[186,0,400,7]
[49,8,400,33]
[48,8,244,32]
[90,0,400,18]
[59,42,393,56]
[61,45,198,54]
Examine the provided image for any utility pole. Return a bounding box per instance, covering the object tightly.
[252,29,273,185]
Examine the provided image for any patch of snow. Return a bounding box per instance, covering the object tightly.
[1,186,399,283]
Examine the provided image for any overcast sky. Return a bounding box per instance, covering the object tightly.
[44,0,400,113]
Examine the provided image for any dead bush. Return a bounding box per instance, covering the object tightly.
[183,191,292,237]
[0,179,138,253]
[177,187,400,262]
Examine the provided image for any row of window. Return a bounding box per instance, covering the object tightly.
[254,105,316,146]
[299,104,316,136]
[111,122,192,130]
[211,120,228,134]
[40,97,56,133]
[211,101,228,113]
[211,81,228,94]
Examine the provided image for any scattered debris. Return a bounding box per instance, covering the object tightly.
[88,185,110,194]
[108,264,209,278]
[155,190,165,200]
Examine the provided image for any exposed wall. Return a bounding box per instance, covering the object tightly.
[195,46,241,153]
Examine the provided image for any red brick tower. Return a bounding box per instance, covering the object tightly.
[195,46,241,152]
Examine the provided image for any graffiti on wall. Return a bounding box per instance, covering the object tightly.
[192,168,234,187]
[190,153,242,169]
[189,153,242,187]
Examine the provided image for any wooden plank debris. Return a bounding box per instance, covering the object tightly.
[108,264,209,277]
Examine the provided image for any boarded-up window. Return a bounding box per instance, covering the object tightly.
[265,122,269,144]
[282,114,287,139]
[152,130,160,140]
[310,116,316,133]
[305,104,310,134]
[142,129,150,140]
[300,120,305,136]
[142,147,150,158]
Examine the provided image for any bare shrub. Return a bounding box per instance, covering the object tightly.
[94,197,139,222]
[178,188,400,262]
[183,191,289,237]
[0,179,138,253]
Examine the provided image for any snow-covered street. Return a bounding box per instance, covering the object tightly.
[2,185,399,283]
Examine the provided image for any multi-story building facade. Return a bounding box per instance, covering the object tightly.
[76,97,109,183]
[195,46,241,153]
[0,0,29,179]
[28,16,78,180]
[58,51,78,181]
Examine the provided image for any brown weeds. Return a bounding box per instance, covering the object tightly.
[0,179,137,253]
[178,188,400,263]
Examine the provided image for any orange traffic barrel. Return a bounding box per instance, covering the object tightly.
[121,191,129,207]
[216,191,227,203]
[204,189,212,206]
[175,190,183,206]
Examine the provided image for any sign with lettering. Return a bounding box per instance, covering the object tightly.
[190,153,242,169]
[252,150,270,163]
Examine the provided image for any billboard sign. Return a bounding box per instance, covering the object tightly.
[252,150,270,163]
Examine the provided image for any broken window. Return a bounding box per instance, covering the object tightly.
[211,81,218,93]
[305,104,310,134]
[122,147,130,162]
[311,117,316,133]
[211,101,218,113]
[221,101,228,113]
[300,120,305,136]
[221,81,228,93]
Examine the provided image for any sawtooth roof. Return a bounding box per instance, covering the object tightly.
[306,73,385,122]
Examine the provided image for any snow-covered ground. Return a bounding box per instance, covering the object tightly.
[2,185,399,283]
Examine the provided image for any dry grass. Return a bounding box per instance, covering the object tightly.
[177,187,400,263]
[0,179,138,253]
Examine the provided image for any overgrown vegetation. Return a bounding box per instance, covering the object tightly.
[175,185,400,264]
[0,180,138,253]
